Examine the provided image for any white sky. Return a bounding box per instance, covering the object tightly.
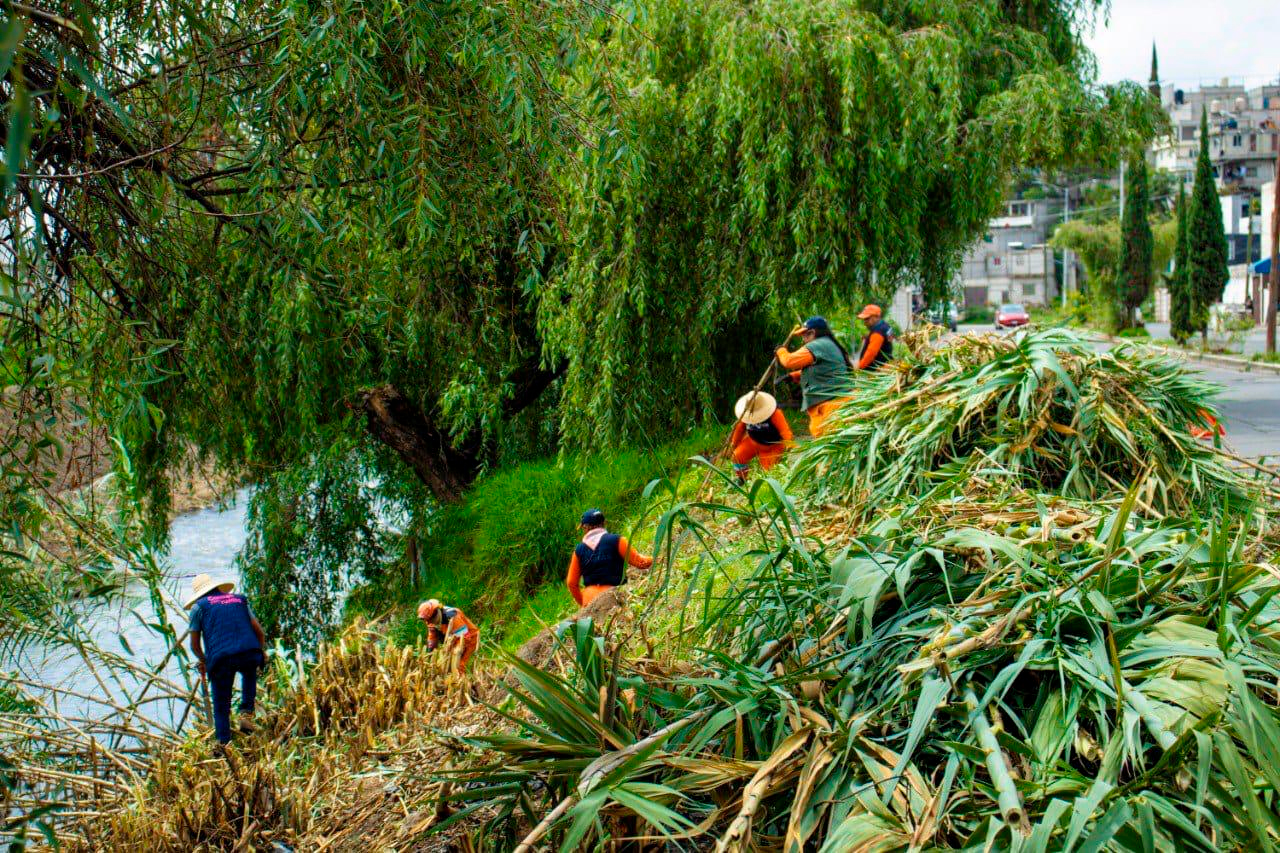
[1085,1,1280,88]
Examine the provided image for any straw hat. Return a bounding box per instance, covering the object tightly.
[734,391,778,425]
[185,573,234,608]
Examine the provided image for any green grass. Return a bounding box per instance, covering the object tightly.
[1250,351,1280,365]
[1114,326,1150,338]
[349,424,722,648]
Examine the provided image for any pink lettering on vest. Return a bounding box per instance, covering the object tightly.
[207,594,241,604]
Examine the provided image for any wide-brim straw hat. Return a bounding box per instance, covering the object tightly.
[735,391,778,425]
[185,573,234,608]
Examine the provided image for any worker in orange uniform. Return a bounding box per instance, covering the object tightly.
[729,390,793,481]
[854,304,895,370]
[417,599,479,673]
[775,316,854,437]
[566,509,653,607]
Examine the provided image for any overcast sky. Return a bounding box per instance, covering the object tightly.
[1084,1,1280,88]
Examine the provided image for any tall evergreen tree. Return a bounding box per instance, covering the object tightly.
[1185,108,1231,341]
[1149,43,1161,99]
[1115,157,1153,328]
[1170,183,1193,342]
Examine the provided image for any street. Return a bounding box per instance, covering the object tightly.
[955,324,1280,461]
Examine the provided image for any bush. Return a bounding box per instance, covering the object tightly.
[1115,326,1150,338]
[349,425,721,645]
[965,305,994,324]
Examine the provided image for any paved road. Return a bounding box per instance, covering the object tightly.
[954,324,1280,460]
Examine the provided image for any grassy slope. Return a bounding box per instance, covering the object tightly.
[346,424,724,654]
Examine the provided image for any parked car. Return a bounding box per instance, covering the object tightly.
[926,302,963,332]
[995,303,1029,329]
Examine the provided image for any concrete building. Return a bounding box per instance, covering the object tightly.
[957,197,1060,307]
[1151,80,1280,194]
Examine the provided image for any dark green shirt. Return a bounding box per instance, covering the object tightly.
[800,336,852,411]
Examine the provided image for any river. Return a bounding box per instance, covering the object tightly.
[11,491,251,731]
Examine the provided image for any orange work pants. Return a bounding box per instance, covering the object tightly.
[806,397,852,437]
[451,635,479,673]
[732,437,786,478]
[580,585,615,607]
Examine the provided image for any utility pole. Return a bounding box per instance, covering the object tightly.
[1267,152,1278,354]
[1119,160,1126,219]
[1061,184,1071,308]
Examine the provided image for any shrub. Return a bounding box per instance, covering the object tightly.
[1115,326,1150,338]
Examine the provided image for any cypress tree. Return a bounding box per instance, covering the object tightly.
[1115,156,1153,328]
[1170,183,1192,342]
[1149,44,1161,100]
[1185,108,1230,341]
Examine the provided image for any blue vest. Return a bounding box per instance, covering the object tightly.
[575,533,626,588]
[746,417,784,445]
[860,320,894,368]
[195,593,260,670]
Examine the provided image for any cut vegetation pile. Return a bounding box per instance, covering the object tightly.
[795,328,1244,514]
[20,330,1280,851]
[447,329,1280,850]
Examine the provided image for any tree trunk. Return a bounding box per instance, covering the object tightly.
[353,361,564,503]
[355,385,480,502]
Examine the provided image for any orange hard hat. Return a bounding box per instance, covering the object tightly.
[417,599,441,621]
[857,304,882,320]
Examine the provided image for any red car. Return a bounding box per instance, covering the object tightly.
[994,303,1029,329]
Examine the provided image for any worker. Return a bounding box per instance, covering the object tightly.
[417,599,479,673]
[729,390,793,481]
[186,573,267,747]
[775,316,854,437]
[566,509,653,607]
[854,304,894,370]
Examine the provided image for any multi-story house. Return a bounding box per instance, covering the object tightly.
[957,197,1059,307]
[1151,80,1280,194]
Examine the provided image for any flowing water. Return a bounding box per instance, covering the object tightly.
[11,491,252,731]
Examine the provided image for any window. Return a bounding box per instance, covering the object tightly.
[1232,134,1242,147]
[1245,166,1258,177]
[1250,134,1257,152]
[1182,125,1197,140]
[1007,202,1029,217]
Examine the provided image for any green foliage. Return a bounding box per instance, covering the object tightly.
[1115,157,1153,327]
[459,395,1280,848]
[964,305,995,324]
[1170,183,1194,343]
[1186,109,1230,336]
[1114,326,1151,338]
[352,426,720,647]
[1051,215,1176,333]
[540,0,1163,449]
[794,328,1241,512]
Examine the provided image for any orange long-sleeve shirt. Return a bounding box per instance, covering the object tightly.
[566,535,653,606]
[426,607,477,651]
[857,332,886,370]
[776,346,814,384]
[775,346,815,370]
[730,408,794,447]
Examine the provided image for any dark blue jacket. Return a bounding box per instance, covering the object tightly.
[192,593,261,671]
[574,533,626,588]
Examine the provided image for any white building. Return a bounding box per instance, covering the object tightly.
[958,197,1059,307]
[1151,80,1280,193]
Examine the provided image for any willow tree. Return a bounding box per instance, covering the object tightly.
[0,0,613,641]
[540,0,1162,448]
